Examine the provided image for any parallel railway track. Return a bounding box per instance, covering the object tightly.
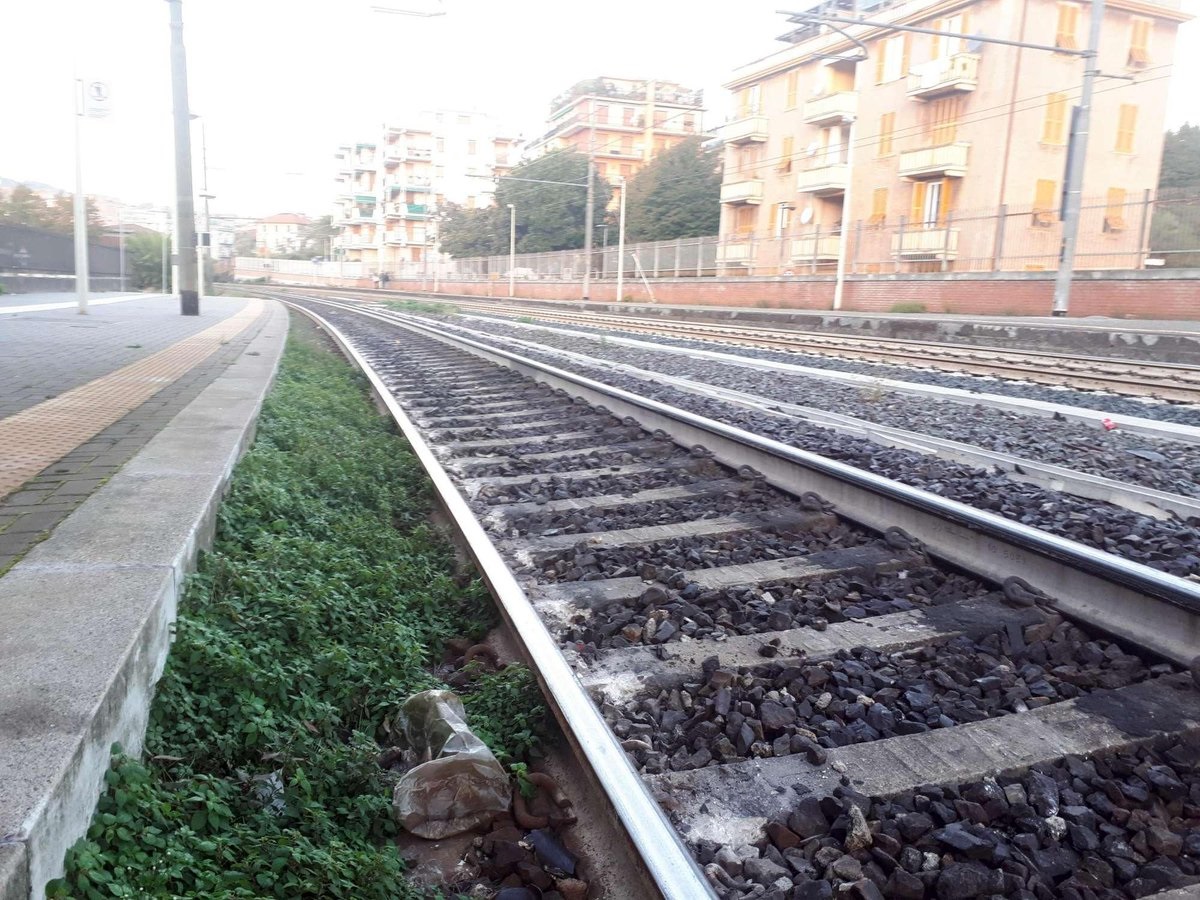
[262,288,1200,900]
[295,286,1200,404]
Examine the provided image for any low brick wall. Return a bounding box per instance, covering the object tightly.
[232,267,1200,320]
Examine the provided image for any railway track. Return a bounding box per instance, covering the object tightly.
[306,286,1200,404]
[264,289,1200,900]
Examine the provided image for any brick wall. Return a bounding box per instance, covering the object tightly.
[380,277,1199,320]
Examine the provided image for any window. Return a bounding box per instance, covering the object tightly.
[684,114,695,131]
[878,112,895,156]
[926,97,960,145]
[786,70,799,108]
[738,144,762,173]
[623,106,635,125]
[931,12,968,60]
[911,179,953,227]
[457,114,470,125]
[870,188,888,226]
[596,104,609,124]
[818,125,847,166]
[737,84,762,117]
[620,163,633,178]
[654,110,667,127]
[1128,18,1151,66]
[1033,178,1058,226]
[1055,3,1079,50]
[780,204,793,235]
[733,204,756,235]
[1042,93,1067,144]
[436,137,445,153]
[876,34,910,83]
[778,135,795,172]
[467,139,477,155]
[1104,187,1127,231]
[1116,104,1138,153]
[621,137,634,156]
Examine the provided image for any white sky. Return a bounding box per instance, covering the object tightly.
[1,0,1196,220]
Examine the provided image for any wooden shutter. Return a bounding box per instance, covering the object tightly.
[1104,187,1127,231]
[879,112,895,156]
[1128,19,1151,65]
[901,34,912,75]
[931,19,942,60]
[779,135,795,172]
[786,71,799,108]
[875,39,887,83]
[768,203,778,234]
[911,182,928,224]
[929,98,960,145]
[937,178,954,225]
[1056,3,1079,49]
[871,187,888,225]
[1033,178,1057,226]
[1042,93,1067,144]
[1116,104,1138,153]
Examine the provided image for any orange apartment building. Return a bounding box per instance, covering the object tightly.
[717,0,1189,274]
[529,77,706,206]
[334,111,520,271]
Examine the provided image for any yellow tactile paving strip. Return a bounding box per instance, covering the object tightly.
[0,300,265,500]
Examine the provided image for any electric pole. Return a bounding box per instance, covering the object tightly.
[167,0,199,315]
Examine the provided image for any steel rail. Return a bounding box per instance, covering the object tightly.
[278,298,718,900]
[280,293,1200,667]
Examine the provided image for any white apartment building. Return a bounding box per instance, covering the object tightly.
[333,110,520,271]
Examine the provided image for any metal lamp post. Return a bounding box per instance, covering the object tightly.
[507,203,516,298]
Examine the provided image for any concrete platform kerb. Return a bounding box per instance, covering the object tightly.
[0,298,289,900]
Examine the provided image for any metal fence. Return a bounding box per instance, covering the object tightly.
[399,191,1200,281]
[0,222,121,279]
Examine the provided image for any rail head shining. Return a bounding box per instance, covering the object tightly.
[280,299,718,900]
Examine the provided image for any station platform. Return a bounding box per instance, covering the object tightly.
[0,293,289,899]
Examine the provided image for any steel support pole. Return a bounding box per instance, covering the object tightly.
[582,99,596,300]
[832,117,856,310]
[508,203,516,298]
[167,0,199,315]
[72,79,89,314]
[616,177,627,302]
[1051,0,1104,316]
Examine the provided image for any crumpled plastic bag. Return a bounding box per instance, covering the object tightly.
[391,689,511,838]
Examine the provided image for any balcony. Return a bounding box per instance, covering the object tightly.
[802,91,858,126]
[721,115,769,144]
[720,179,765,205]
[907,53,980,99]
[796,160,849,196]
[898,142,970,178]
[718,240,755,265]
[386,202,434,219]
[791,233,843,261]
[892,227,959,260]
[384,232,407,245]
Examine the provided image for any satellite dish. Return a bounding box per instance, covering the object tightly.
[807,141,820,156]
[966,37,983,51]
[800,207,814,225]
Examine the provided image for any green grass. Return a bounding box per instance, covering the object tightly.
[384,299,460,316]
[888,301,928,313]
[48,324,547,899]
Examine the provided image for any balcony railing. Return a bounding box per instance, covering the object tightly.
[718,240,754,264]
[796,158,849,195]
[720,179,765,205]
[907,53,980,99]
[892,227,959,259]
[898,142,970,178]
[802,92,858,126]
[721,115,769,144]
[791,233,843,260]
[386,202,434,218]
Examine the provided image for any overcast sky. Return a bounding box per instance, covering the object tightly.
[2,0,1196,220]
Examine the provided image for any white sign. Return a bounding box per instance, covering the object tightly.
[84,80,111,118]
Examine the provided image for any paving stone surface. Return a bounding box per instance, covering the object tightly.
[0,295,267,573]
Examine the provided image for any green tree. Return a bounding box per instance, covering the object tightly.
[0,184,50,228]
[1158,123,1200,194]
[125,231,170,290]
[495,152,611,253]
[437,203,506,258]
[233,229,256,257]
[624,136,722,242]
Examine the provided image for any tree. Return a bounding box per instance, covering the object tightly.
[233,229,256,258]
[0,184,50,228]
[623,137,721,243]
[493,151,611,253]
[1158,123,1200,194]
[125,232,170,290]
[437,203,506,258]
